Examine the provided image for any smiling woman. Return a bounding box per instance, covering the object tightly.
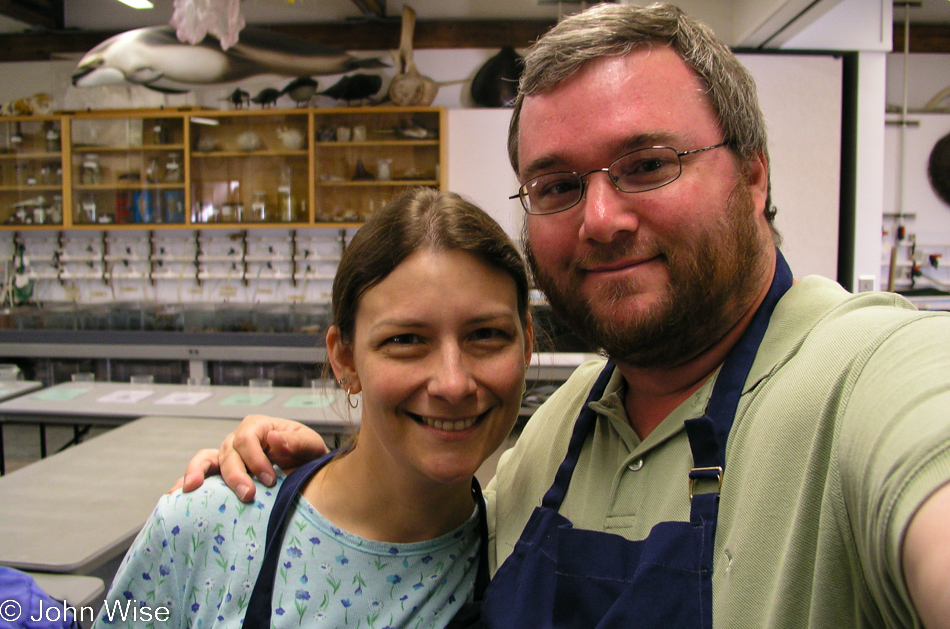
[93,188,533,629]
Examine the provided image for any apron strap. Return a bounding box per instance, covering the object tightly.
[684,249,793,472]
[244,453,491,628]
[471,476,491,599]
[541,250,792,517]
[541,362,616,510]
[244,452,336,628]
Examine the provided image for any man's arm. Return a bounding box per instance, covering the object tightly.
[903,481,950,629]
[177,414,329,502]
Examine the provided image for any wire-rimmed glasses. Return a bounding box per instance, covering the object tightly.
[509,143,726,215]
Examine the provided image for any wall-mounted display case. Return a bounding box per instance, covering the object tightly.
[0,106,445,230]
[0,115,66,227]
[71,113,186,226]
[312,109,442,222]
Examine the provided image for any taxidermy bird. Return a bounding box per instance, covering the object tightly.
[281,76,318,107]
[318,74,383,104]
[222,88,250,109]
[251,88,281,108]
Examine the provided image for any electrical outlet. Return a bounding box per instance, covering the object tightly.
[857,275,876,293]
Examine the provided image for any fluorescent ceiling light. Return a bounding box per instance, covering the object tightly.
[190,117,221,126]
[116,0,154,9]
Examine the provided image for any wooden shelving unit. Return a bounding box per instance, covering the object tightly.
[0,106,446,230]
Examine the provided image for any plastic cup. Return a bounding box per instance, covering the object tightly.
[130,374,155,390]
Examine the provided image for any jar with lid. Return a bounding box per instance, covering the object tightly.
[39,162,60,186]
[145,157,161,183]
[277,167,294,222]
[49,196,63,224]
[81,154,101,185]
[152,121,168,145]
[251,192,269,222]
[79,194,97,223]
[45,127,61,152]
[14,162,30,187]
[9,122,23,151]
[164,154,182,183]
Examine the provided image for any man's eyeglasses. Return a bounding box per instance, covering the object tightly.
[509,143,726,215]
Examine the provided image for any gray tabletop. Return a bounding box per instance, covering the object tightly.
[28,572,105,608]
[0,416,240,574]
[0,380,42,402]
[0,381,359,433]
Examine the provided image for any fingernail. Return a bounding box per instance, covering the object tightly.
[183,474,198,489]
[237,484,251,501]
[260,471,275,486]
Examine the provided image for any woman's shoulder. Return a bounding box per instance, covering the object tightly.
[153,470,285,538]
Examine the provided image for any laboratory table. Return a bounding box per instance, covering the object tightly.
[0,382,359,474]
[0,380,44,474]
[28,572,105,609]
[0,380,42,402]
[0,416,240,575]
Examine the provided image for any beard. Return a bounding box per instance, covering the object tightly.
[525,184,770,369]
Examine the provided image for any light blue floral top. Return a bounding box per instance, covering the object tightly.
[94,470,480,629]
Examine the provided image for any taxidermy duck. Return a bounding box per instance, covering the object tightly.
[281,76,319,107]
[251,88,282,108]
[222,88,250,109]
[318,74,383,104]
[72,26,387,93]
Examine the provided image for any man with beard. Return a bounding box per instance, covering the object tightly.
[183,4,950,627]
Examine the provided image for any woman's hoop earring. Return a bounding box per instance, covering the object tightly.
[346,390,360,409]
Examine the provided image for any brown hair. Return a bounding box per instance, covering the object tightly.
[332,187,530,345]
[509,2,779,235]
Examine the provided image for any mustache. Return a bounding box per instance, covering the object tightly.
[569,241,665,274]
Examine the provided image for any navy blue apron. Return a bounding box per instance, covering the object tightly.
[243,452,490,629]
[481,250,793,628]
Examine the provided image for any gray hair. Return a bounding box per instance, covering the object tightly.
[508,2,777,228]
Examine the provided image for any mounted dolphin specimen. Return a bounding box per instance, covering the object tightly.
[72,26,387,93]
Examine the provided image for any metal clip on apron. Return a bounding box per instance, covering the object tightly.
[482,250,792,629]
[243,452,490,629]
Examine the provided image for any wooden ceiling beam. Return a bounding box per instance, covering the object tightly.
[0,19,556,62]
[0,0,62,30]
[893,23,950,53]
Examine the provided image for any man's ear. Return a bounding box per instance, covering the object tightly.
[326,325,360,394]
[747,152,769,215]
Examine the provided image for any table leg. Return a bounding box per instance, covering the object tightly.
[39,423,47,459]
[0,424,5,475]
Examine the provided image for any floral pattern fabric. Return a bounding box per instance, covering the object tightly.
[94,471,480,629]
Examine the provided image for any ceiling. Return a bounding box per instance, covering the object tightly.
[0,0,947,60]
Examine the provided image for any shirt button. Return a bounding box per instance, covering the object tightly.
[628,459,643,471]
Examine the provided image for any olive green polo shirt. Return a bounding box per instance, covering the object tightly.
[485,275,950,628]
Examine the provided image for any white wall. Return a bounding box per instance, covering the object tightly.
[780,0,892,291]
[0,0,895,294]
[885,53,950,111]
